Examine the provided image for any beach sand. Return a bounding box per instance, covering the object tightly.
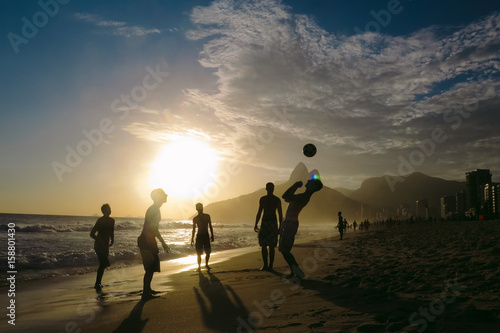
[2,221,500,332]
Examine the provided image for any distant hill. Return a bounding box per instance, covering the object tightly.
[348,172,465,217]
[334,187,356,197]
[203,166,466,223]
[204,163,363,224]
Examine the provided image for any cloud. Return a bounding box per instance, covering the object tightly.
[182,1,500,173]
[124,0,500,184]
[74,12,161,37]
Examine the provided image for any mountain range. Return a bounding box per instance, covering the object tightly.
[203,163,465,223]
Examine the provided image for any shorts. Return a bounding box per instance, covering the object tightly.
[138,234,160,272]
[279,220,298,253]
[195,233,211,255]
[140,250,160,272]
[258,218,278,247]
[95,247,110,268]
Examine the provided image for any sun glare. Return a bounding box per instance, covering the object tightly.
[149,138,219,198]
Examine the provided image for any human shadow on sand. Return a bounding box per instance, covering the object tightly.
[271,268,424,331]
[112,299,150,333]
[194,271,249,332]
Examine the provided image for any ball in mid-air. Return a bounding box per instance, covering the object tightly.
[303,143,317,157]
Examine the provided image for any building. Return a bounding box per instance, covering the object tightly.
[456,190,466,217]
[397,203,410,219]
[465,169,492,217]
[483,183,499,219]
[416,198,429,220]
[441,196,456,219]
[496,184,500,218]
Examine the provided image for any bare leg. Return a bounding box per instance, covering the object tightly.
[143,270,154,296]
[281,251,304,278]
[269,247,275,270]
[95,265,105,290]
[282,251,297,268]
[205,253,211,270]
[197,254,202,269]
[261,247,269,270]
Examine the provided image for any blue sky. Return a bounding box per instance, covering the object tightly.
[1,0,499,217]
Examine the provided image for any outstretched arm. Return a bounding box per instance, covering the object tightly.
[156,229,169,253]
[282,181,303,202]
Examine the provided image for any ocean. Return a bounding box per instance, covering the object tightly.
[0,213,332,285]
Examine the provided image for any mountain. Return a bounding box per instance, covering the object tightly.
[334,187,356,197]
[203,166,466,223]
[348,172,465,217]
[203,163,362,224]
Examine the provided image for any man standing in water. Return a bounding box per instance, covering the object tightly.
[254,182,283,271]
[90,203,115,293]
[137,188,170,300]
[280,179,323,279]
[191,203,214,270]
[337,211,344,240]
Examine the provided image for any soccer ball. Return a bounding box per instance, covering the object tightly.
[303,143,317,157]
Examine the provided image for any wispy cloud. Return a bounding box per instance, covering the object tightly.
[124,0,500,181]
[74,12,161,37]
[186,1,499,158]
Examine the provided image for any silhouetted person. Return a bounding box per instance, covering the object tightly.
[353,220,357,231]
[279,179,323,279]
[137,188,169,300]
[191,203,214,270]
[337,211,344,240]
[254,182,283,271]
[90,203,115,293]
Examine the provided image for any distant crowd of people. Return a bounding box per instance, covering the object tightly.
[335,215,373,240]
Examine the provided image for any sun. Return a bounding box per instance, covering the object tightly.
[149,138,219,198]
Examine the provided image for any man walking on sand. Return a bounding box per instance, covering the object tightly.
[90,203,115,293]
[137,188,170,300]
[254,182,283,271]
[191,203,214,270]
[279,179,323,279]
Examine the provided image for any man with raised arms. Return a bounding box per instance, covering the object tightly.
[279,179,323,279]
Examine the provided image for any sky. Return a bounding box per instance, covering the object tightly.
[1,0,499,218]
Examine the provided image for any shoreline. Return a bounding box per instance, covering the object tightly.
[1,226,352,333]
[2,222,336,287]
[3,221,500,332]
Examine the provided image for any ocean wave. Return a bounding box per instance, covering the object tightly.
[0,221,143,233]
[162,221,193,229]
[0,224,86,233]
[1,236,256,273]
[0,221,259,233]
[8,249,141,271]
